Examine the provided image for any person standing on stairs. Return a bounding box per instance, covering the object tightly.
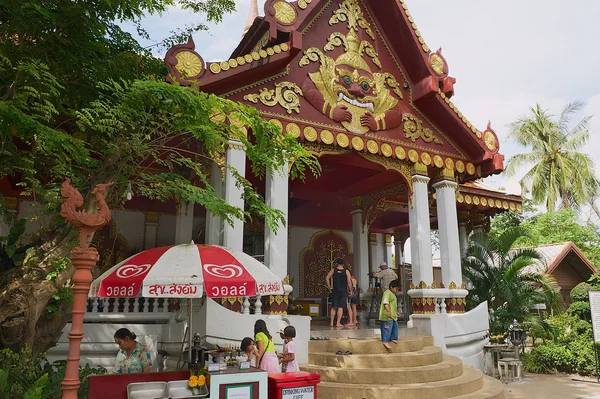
[379,279,401,350]
[326,258,353,327]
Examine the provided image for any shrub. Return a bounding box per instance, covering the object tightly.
[567,301,591,321]
[0,347,107,398]
[570,282,592,302]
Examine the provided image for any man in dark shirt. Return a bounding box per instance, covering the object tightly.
[325,258,352,327]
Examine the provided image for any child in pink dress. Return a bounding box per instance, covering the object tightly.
[278,326,298,372]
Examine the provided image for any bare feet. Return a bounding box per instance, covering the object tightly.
[335,324,343,327]
[345,323,354,327]
[382,342,392,350]
[391,340,398,344]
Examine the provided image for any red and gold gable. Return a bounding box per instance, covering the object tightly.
[165,0,504,179]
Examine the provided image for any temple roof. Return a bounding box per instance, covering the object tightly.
[163,0,514,232]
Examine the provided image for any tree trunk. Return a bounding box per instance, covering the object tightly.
[0,227,75,352]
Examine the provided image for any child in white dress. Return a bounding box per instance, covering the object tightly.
[277,326,298,372]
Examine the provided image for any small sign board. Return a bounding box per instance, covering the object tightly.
[282,386,314,399]
[590,291,600,344]
[225,384,252,399]
[207,363,220,372]
[238,361,251,370]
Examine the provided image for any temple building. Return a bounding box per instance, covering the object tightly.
[1,0,522,382]
[162,0,521,316]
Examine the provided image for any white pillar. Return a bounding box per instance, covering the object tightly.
[174,202,194,244]
[223,140,246,251]
[384,234,393,266]
[408,169,434,287]
[143,211,159,249]
[393,231,409,267]
[264,161,289,278]
[432,174,462,289]
[458,212,469,258]
[206,161,223,245]
[472,214,486,235]
[368,233,379,271]
[351,200,369,294]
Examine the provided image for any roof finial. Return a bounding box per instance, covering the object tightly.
[243,0,259,36]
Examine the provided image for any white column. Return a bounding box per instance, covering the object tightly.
[472,214,486,235]
[264,161,289,278]
[143,211,159,249]
[174,202,194,244]
[433,175,462,289]
[368,233,379,271]
[384,234,393,266]
[458,212,469,258]
[206,161,224,245]
[408,171,434,287]
[223,140,246,251]
[393,231,409,267]
[351,200,369,294]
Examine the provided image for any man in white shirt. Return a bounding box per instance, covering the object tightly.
[371,262,398,294]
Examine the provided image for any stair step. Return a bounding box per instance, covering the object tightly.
[308,336,425,354]
[301,355,463,384]
[316,366,484,399]
[452,376,506,399]
[308,345,443,368]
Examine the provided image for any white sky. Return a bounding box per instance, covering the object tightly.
[128,0,600,199]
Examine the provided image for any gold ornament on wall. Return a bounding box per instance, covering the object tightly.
[402,113,443,145]
[175,51,203,77]
[329,0,375,39]
[352,136,364,150]
[286,123,301,138]
[381,143,393,157]
[484,130,498,152]
[299,0,404,134]
[243,81,303,114]
[430,53,445,75]
[304,126,318,141]
[273,0,297,25]
[320,129,334,144]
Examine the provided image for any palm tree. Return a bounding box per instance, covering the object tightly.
[505,102,599,213]
[462,227,562,335]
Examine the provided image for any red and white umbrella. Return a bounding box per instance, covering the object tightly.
[89,244,284,299]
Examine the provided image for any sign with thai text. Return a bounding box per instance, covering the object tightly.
[143,283,200,297]
[589,291,600,343]
[226,384,252,399]
[282,386,314,399]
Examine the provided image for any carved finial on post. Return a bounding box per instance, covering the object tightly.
[60,178,112,399]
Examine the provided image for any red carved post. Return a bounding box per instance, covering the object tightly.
[60,179,112,399]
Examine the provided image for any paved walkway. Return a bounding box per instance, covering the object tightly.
[506,373,600,398]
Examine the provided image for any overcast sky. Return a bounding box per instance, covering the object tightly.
[128,0,600,200]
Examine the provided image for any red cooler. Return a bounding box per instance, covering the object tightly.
[268,371,320,399]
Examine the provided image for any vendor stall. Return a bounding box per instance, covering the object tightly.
[88,243,282,399]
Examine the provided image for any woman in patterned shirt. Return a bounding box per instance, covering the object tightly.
[113,328,152,374]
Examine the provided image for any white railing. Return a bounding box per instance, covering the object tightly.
[85,297,177,322]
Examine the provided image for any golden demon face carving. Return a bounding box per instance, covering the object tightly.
[300,0,403,134]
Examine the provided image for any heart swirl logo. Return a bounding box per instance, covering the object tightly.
[116,264,152,279]
[203,264,244,279]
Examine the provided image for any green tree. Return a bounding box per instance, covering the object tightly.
[0,0,319,351]
[505,102,599,213]
[489,208,600,268]
[462,227,562,335]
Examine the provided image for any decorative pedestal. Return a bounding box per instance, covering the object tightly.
[261,294,289,315]
[218,297,243,313]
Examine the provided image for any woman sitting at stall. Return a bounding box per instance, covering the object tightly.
[254,320,280,373]
[113,328,152,374]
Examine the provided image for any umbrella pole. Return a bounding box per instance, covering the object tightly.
[188,298,193,365]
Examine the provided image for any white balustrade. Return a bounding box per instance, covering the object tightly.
[242,297,251,314]
[254,295,262,315]
[84,297,177,322]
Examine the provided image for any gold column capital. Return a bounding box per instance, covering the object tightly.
[413,162,428,176]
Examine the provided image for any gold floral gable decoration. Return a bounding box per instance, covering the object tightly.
[402,113,443,145]
[299,0,404,134]
[243,81,303,114]
[175,51,203,78]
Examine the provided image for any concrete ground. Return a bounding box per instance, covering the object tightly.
[505,373,600,398]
